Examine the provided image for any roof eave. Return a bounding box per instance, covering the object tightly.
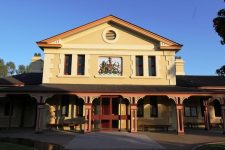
[36,42,62,50]
[160,45,182,52]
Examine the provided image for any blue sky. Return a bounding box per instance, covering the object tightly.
[0,0,224,75]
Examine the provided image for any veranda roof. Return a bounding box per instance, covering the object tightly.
[0,84,221,95]
[0,73,225,95]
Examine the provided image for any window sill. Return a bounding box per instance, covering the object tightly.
[94,75,126,78]
[57,75,90,78]
[130,76,161,79]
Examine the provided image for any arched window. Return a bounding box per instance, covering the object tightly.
[213,100,221,117]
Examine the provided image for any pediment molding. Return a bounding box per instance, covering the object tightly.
[37,15,182,51]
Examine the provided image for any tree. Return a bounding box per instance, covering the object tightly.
[214,2,225,75]
[216,65,225,76]
[6,61,16,76]
[213,8,225,45]
[16,65,26,74]
[0,59,7,77]
[25,65,30,73]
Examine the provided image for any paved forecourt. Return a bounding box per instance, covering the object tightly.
[65,132,164,150]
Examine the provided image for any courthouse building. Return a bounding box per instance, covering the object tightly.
[0,15,225,134]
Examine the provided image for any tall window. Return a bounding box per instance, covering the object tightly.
[148,56,156,76]
[4,101,13,116]
[184,106,197,117]
[77,55,85,75]
[61,95,69,117]
[200,99,205,117]
[136,56,143,76]
[213,100,221,117]
[64,54,72,75]
[150,97,158,117]
[76,98,84,117]
[137,99,144,117]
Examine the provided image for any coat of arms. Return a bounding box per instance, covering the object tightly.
[98,57,122,75]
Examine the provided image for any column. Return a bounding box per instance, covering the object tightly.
[130,104,137,133]
[35,103,47,133]
[32,95,52,133]
[84,103,92,133]
[176,104,184,134]
[221,105,225,134]
[203,100,210,130]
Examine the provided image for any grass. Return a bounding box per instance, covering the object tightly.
[196,143,225,150]
[0,142,34,150]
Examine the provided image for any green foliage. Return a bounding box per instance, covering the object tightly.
[213,8,225,45]
[216,65,225,76]
[0,57,32,77]
[25,65,30,73]
[6,61,16,76]
[34,53,41,56]
[196,143,225,150]
[16,65,26,74]
[0,58,8,77]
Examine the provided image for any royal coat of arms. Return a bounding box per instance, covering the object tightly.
[98,57,122,75]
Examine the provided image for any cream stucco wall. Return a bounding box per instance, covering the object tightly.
[137,96,177,131]
[42,23,177,85]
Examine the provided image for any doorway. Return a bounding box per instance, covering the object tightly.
[92,96,130,131]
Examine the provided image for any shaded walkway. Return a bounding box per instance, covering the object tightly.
[65,132,164,150]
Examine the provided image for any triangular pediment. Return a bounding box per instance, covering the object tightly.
[62,23,158,47]
[37,15,182,51]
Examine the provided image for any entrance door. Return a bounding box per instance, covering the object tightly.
[101,96,120,130]
[92,96,130,131]
[101,97,111,129]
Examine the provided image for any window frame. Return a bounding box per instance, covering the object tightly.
[64,54,72,75]
[77,55,85,75]
[135,56,144,76]
[148,56,156,76]
[184,106,197,117]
